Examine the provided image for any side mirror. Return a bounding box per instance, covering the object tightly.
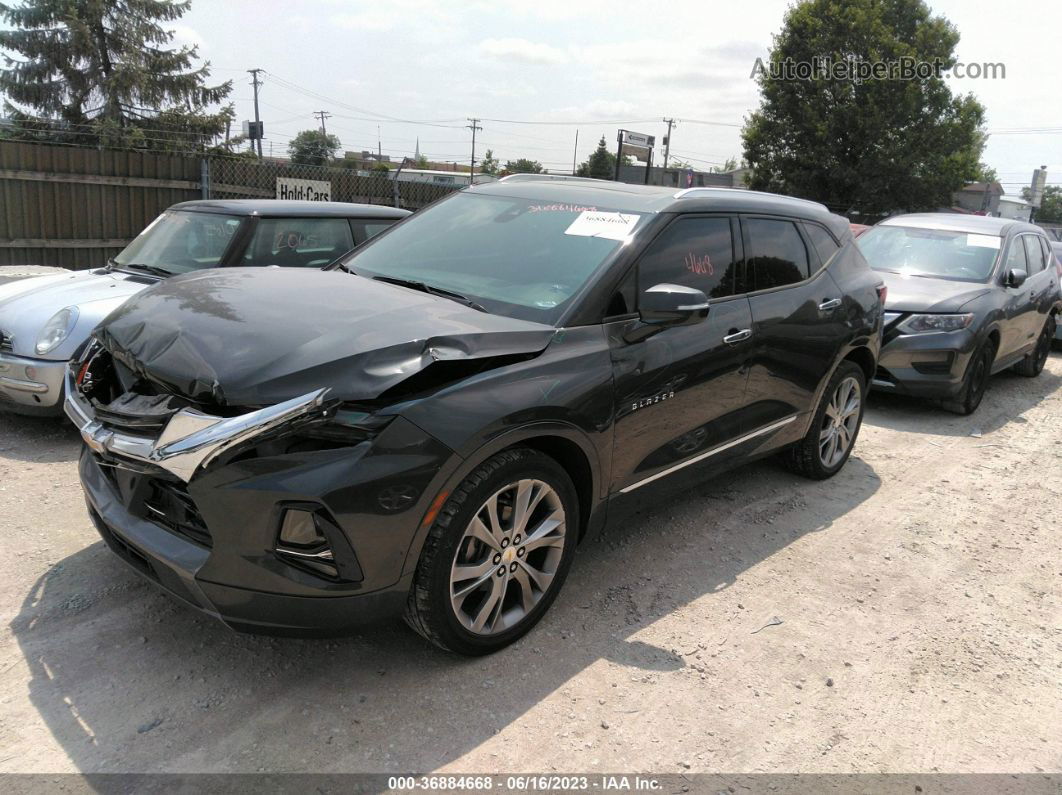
[1005,268,1028,288]
[639,283,710,327]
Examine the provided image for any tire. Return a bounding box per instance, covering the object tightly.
[942,337,996,415]
[1012,315,1055,377]
[404,447,579,655]
[779,360,866,480]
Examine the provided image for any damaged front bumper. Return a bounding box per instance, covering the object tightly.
[65,371,332,482]
[66,369,461,635]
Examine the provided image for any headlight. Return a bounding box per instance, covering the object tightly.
[897,313,974,334]
[35,306,79,354]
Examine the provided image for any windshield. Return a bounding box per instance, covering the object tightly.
[339,192,646,323]
[857,225,1000,282]
[113,211,244,274]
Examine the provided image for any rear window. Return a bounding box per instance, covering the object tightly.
[857,225,1000,283]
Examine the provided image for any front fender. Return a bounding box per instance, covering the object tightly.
[398,419,607,579]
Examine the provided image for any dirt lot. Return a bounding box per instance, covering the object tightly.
[0,355,1059,775]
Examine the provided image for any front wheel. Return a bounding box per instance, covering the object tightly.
[942,338,995,415]
[405,448,578,655]
[779,360,866,480]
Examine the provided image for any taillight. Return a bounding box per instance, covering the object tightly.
[876,284,888,305]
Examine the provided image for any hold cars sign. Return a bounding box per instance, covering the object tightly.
[275,177,332,201]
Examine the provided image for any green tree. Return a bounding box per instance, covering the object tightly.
[577,136,616,179]
[712,157,739,173]
[0,0,232,149]
[1022,185,1062,224]
[971,162,998,183]
[503,157,543,174]
[667,158,693,171]
[742,0,987,214]
[288,129,341,166]
[480,148,499,176]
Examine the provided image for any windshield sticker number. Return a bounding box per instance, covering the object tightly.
[564,211,640,241]
[967,234,1001,249]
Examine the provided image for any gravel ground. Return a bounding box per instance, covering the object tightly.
[0,355,1059,775]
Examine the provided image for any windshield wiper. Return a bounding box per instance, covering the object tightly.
[371,275,487,312]
[120,263,174,277]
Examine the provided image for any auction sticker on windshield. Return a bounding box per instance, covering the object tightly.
[564,210,641,241]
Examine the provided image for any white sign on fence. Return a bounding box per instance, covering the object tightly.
[275,177,332,201]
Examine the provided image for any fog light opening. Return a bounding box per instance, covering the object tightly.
[276,507,338,578]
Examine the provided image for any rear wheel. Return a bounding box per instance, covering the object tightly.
[942,338,995,415]
[405,448,578,655]
[780,360,866,480]
[1013,315,1055,377]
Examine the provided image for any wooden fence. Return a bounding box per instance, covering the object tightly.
[0,140,458,269]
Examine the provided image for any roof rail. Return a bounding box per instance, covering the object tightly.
[674,186,829,212]
[498,173,612,184]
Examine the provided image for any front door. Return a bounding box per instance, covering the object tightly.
[998,234,1037,359]
[608,215,754,495]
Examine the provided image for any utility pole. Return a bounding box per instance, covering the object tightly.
[573,130,579,175]
[662,118,675,169]
[248,68,263,159]
[467,117,482,179]
[313,110,331,136]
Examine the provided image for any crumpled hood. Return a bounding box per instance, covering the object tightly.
[0,269,152,358]
[96,268,557,406]
[881,271,992,313]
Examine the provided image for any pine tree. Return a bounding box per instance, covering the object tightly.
[577,136,616,179]
[0,0,233,150]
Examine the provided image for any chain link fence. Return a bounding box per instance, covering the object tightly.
[206,157,459,210]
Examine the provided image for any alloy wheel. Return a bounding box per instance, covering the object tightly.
[819,376,861,468]
[449,479,566,636]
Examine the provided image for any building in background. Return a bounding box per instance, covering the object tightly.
[952,181,1004,215]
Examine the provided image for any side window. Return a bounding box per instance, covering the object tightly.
[803,222,841,265]
[1022,235,1046,274]
[636,216,738,299]
[745,218,810,291]
[353,220,395,244]
[244,218,355,268]
[1003,236,1028,271]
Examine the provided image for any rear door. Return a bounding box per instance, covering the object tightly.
[1022,234,1055,342]
[742,215,846,428]
[608,214,754,494]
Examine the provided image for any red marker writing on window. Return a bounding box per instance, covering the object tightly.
[685,252,713,275]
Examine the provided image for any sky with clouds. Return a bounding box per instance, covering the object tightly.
[133,0,1062,195]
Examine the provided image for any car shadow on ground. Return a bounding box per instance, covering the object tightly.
[11,453,880,773]
[864,353,1062,438]
[0,411,80,463]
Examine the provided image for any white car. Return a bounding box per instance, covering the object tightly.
[0,200,409,415]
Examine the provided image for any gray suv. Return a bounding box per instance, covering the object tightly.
[859,214,1061,414]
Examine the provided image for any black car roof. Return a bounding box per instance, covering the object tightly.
[466,176,849,237]
[169,200,411,219]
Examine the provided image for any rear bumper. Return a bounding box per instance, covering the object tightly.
[0,352,66,414]
[80,449,413,635]
[871,328,977,399]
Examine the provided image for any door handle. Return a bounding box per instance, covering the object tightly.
[818,298,843,311]
[723,329,752,344]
